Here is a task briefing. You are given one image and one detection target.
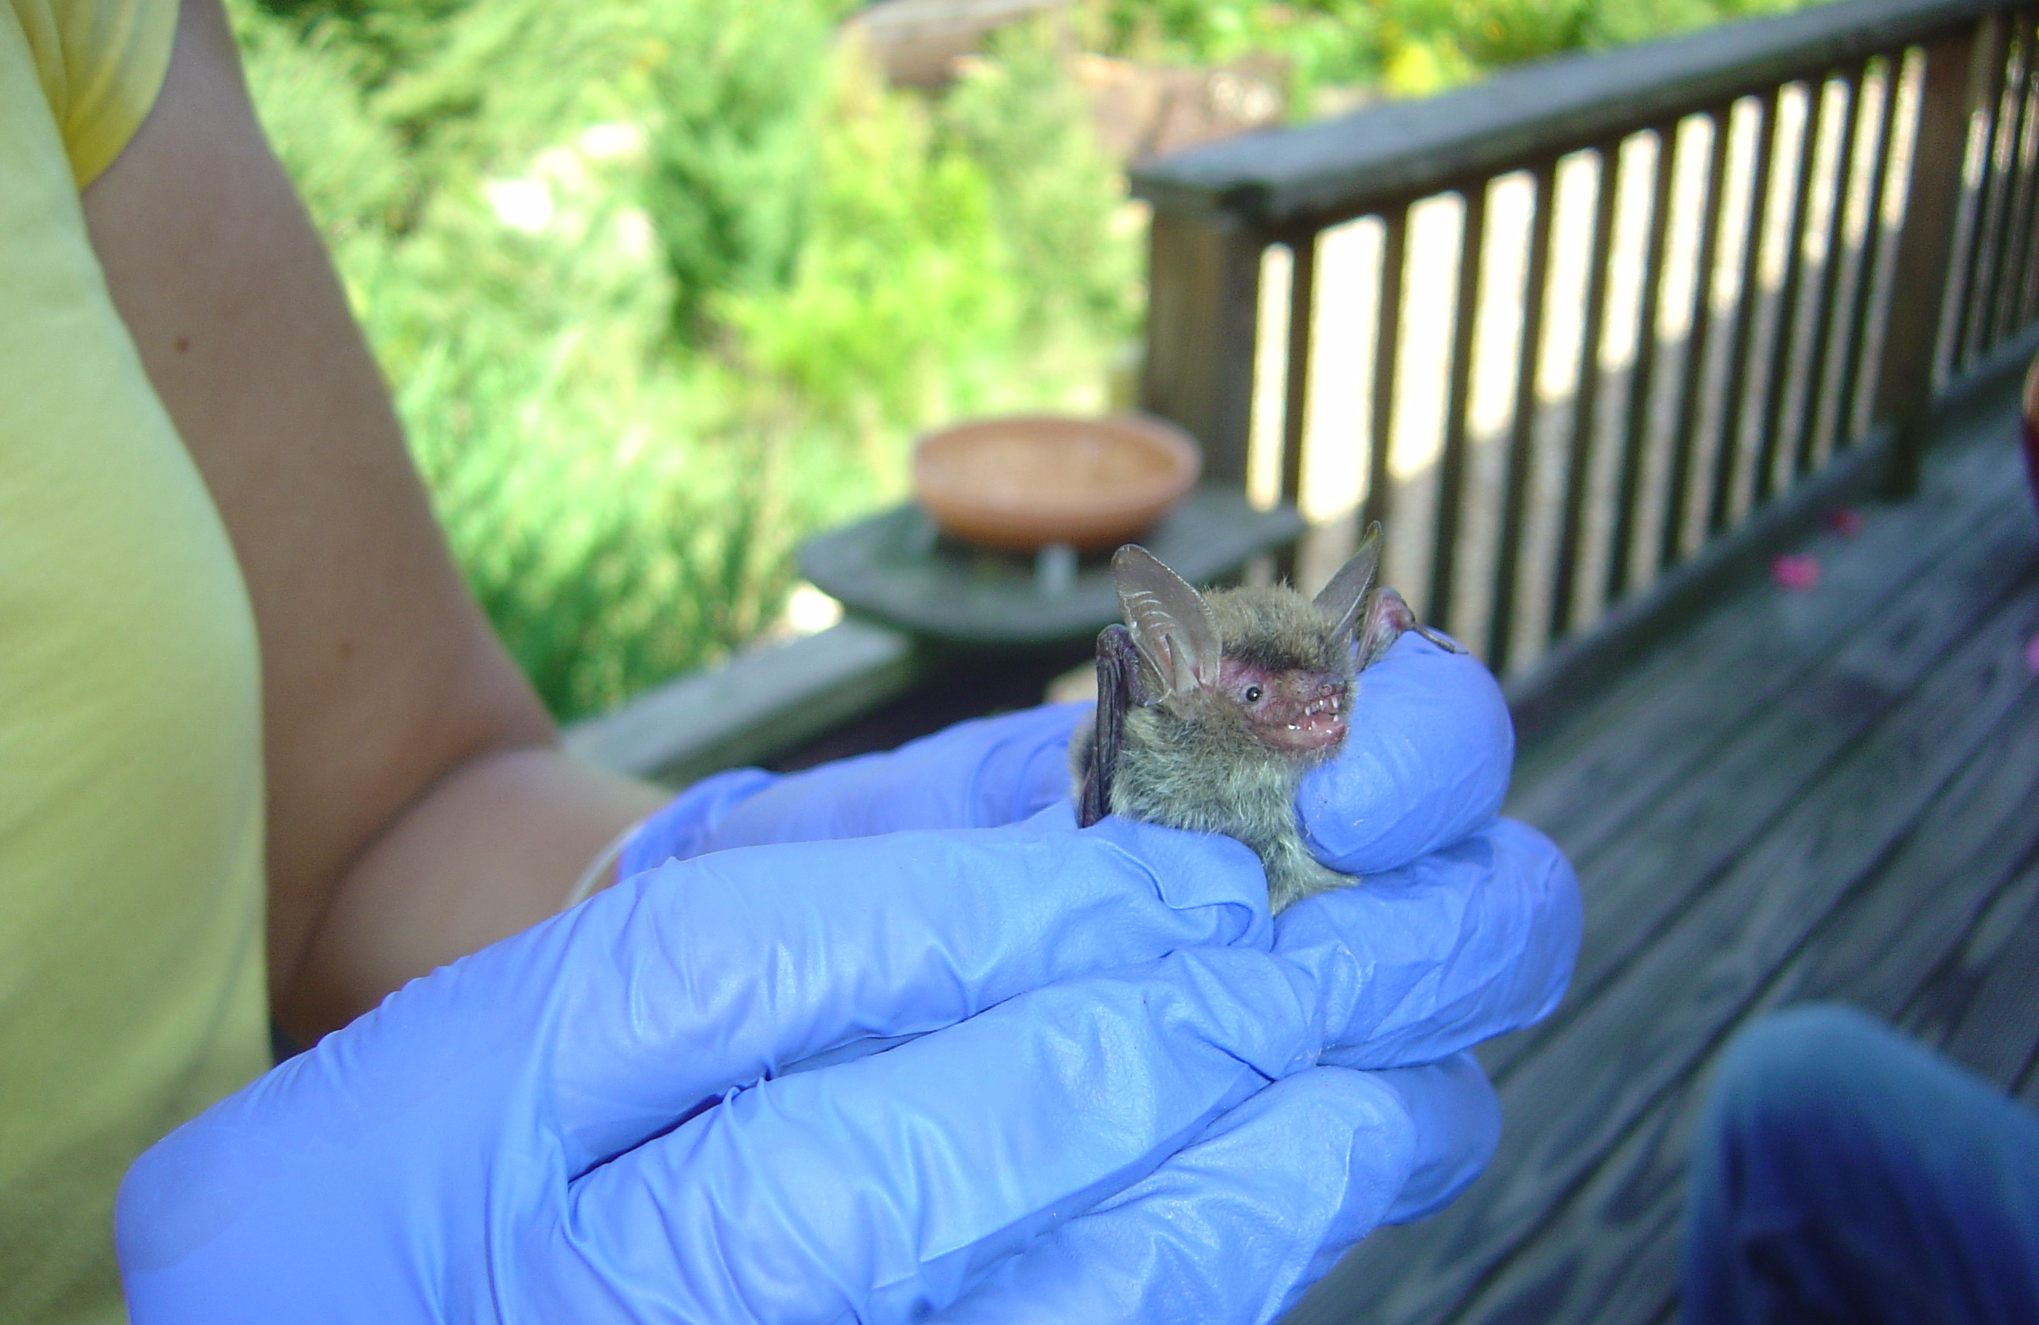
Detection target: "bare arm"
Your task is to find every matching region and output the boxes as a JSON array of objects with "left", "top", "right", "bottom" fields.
[{"left": 82, "top": 0, "right": 666, "bottom": 1040}]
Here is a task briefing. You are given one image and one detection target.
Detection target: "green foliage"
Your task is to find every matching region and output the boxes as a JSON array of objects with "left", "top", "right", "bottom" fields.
[
  {"left": 227, "top": 0, "right": 1131, "bottom": 721},
  {"left": 723, "top": 52, "right": 1017, "bottom": 441},
  {"left": 726, "top": 24, "right": 1141, "bottom": 444},
  {"left": 1082, "top": 0, "right": 1382, "bottom": 109},
  {"left": 944, "top": 21, "right": 1141, "bottom": 337},
  {"left": 229, "top": 8, "right": 410, "bottom": 239},
  {"left": 228, "top": 0, "right": 1829, "bottom": 721},
  {"left": 1088, "top": 0, "right": 1828, "bottom": 102},
  {"left": 638, "top": 4, "right": 831, "bottom": 336},
  {"left": 1578, "top": 0, "right": 1813, "bottom": 50}
]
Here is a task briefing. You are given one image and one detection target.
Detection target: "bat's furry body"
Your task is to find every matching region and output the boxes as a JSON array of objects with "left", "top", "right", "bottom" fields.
[
  {"left": 1073, "top": 586, "right": 1353, "bottom": 911},
  {"left": 1072, "top": 528, "right": 1447, "bottom": 914}
]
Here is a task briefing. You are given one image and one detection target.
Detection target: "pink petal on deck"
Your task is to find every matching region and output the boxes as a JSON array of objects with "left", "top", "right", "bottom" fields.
[
  {"left": 1771, "top": 554, "right": 1821, "bottom": 591},
  {"left": 1824, "top": 507, "right": 1864, "bottom": 536},
  {"left": 2025, "top": 634, "right": 2039, "bottom": 675}
]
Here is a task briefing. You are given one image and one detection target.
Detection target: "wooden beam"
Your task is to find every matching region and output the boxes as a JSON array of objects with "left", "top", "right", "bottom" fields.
[
  {"left": 563, "top": 618, "right": 927, "bottom": 785},
  {"left": 1605, "top": 123, "right": 1682, "bottom": 604},
  {"left": 1426, "top": 182, "right": 1490, "bottom": 632},
  {"left": 1793, "top": 68, "right": 1867, "bottom": 473},
  {"left": 1359, "top": 205, "right": 1409, "bottom": 536},
  {"left": 1874, "top": 23, "right": 1988, "bottom": 493},
  {"left": 1660, "top": 104, "right": 1738, "bottom": 569},
  {"left": 1549, "top": 138, "right": 1626, "bottom": 640},
  {"left": 1489, "top": 156, "right": 1560, "bottom": 670},
  {"left": 1140, "top": 213, "right": 1266, "bottom": 487},
  {"left": 1131, "top": 0, "right": 2007, "bottom": 229}
]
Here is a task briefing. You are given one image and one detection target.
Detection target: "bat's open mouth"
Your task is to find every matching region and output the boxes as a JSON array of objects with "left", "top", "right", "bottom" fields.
[{"left": 1268, "top": 691, "right": 1348, "bottom": 753}]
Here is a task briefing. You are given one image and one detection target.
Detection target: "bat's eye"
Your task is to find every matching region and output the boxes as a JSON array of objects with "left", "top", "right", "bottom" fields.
[{"left": 1243, "top": 685, "right": 1263, "bottom": 703}]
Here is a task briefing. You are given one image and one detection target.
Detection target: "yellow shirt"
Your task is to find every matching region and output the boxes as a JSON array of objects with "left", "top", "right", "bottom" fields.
[{"left": 2, "top": 2, "right": 272, "bottom": 1319}]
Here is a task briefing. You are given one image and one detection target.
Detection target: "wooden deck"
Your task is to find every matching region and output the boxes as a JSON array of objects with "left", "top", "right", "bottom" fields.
[{"left": 1288, "top": 371, "right": 2039, "bottom": 1324}]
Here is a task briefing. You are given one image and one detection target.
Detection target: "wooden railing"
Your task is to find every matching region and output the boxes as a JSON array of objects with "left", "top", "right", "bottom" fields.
[
  {"left": 1133, "top": 0, "right": 2039, "bottom": 729},
  {"left": 576, "top": 0, "right": 2039, "bottom": 781}
]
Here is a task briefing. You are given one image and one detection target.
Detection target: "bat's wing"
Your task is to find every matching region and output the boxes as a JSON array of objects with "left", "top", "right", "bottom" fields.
[
  {"left": 1355, "top": 587, "right": 1463, "bottom": 669},
  {"left": 1078, "top": 623, "right": 1144, "bottom": 828},
  {"left": 1112, "top": 545, "right": 1220, "bottom": 699},
  {"left": 1313, "top": 521, "right": 1383, "bottom": 640}
]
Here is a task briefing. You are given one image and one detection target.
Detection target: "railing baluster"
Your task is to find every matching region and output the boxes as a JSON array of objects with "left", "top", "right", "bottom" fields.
[
  {"left": 1142, "top": 214, "right": 1265, "bottom": 487},
  {"left": 2023, "top": 19, "right": 2039, "bottom": 326},
  {"left": 1955, "top": 15, "right": 2015, "bottom": 369},
  {"left": 1606, "top": 121, "right": 1681, "bottom": 603},
  {"left": 2020, "top": 24, "right": 2039, "bottom": 327},
  {"left": 1279, "top": 232, "right": 1318, "bottom": 510},
  {"left": 1835, "top": 52, "right": 1906, "bottom": 449},
  {"left": 1361, "top": 207, "right": 1408, "bottom": 537},
  {"left": 1794, "top": 70, "right": 1865, "bottom": 474},
  {"left": 1754, "top": 80, "right": 1828, "bottom": 504},
  {"left": 1490, "top": 158, "right": 1560, "bottom": 671},
  {"left": 1427, "top": 183, "right": 1489, "bottom": 637},
  {"left": 1549, "top": 139, "right": 1624, "bottom": 642},
  {"left": 1876, "top": 28, "right": 1983, "bottom": 496},
  {"left": 1710, "top": 88, "right": 1783, "bottom": 531},
  {"left": 1660, "top": 105, "right": 1737, "bottom": 571},
  {"left": 1986, "top": 22, "right": 2037, "bottom": 346},
  {"left": 1124, "top": 1, "right": 2039, "bottom": 720},
  {"left": 2025, "top": 19, "right": 2039, "bottom": 327}
]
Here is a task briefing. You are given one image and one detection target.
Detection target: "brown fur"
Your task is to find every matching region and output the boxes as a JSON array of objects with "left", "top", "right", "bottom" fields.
[{"left": 1073, "top": 583, "right": 1356, "bottom": 912}]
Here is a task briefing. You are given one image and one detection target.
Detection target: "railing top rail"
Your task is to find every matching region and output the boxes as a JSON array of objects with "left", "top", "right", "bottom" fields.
[{"left": 1130, "top": 0, "right": 2011, "bottom": 229}]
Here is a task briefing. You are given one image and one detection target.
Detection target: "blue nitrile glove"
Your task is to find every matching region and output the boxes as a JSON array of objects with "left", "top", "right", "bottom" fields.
[
  {"left": 1297, "top": 631, "right": 1516, "bottom": 873},
  {"left": 116, "top": 805, "right": 1575, "bottom": 1324},
  {"left": 933, "top": 1053, "right": 1500, "bottom": 1322},
  {"left": 931, "top": 815, "right": 1580, "bottom": 1323},
  {"left": 616, "top": 700, "right": 1086, "bottom": 871},
  {"left": 621, "top": 631, "right": 1512, "bottom": 873}
]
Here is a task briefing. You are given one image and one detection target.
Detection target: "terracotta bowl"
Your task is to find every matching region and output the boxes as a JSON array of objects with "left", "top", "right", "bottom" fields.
[{"left": 911, "top": 413, "right": 1202, "bottom": 554}]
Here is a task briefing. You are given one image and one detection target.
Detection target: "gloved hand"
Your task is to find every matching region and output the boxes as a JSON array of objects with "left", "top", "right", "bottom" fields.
[
  {"left": 939, "top": 815, "right": 1581, "bottom": 1323},
  {"left": 120, "top": 628, "right": 1577, "bottom": 1323},
  {"left": 620, "top": 632, "right": 1511, "bottom": 872},
  {"left": 116, "top": 804, "right": 1577, "bottom": 1323}
]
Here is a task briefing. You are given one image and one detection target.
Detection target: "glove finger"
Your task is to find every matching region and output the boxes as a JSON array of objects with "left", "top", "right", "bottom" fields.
[
  {"left": 550, "top": 946, "right": 1316, "bottom": 1323},
  {"left": 548, "top": 810, "right": 1270, "bottom": 1171},
  {"left": 623, "top": 705, "right": 1085, "bottom": 870},
  {"left": 1360, "top": 1051, "right": 1500, "bottom": 1223},
  {"left": 1277, "top": 819, "right": 1580, "bottom": 1067},
  {"left": 931, "top": 1056, "right": 1495, "bottom": 1325},
  {"left": 1298, "top": 632, "right": 1514, "bottom": 874}
]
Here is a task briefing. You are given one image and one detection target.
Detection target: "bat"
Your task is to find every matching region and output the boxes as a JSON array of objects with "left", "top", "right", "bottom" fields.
[{"left": 1071, "top": 524, "right": 1457, "bottom": 913}]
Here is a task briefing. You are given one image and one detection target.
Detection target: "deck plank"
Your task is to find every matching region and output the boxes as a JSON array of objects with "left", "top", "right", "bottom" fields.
[
  {"left": 1286, "top": 401, "right": 2039, "bottom": 1323},
  {"left": 1904, "top": 860, "right": 2039, "bottom": 1088},
  {"left": 1507, "top": 429, "right": 2017, "bottom": 862},
  {"left": 1487, "top": 474, "right": 2038, "bottom": 1078},
  {"left": 1301, "top": 567, "right": 2039, "bottom": 1324},
  {"left": 1447, "top": 686, "right": 2039, "bottom": 1324}
]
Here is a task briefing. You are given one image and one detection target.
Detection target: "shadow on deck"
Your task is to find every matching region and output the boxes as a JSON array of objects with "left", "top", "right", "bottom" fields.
[{"left": 1288, "top": 372, "right": 2039, "bottom": 1324}]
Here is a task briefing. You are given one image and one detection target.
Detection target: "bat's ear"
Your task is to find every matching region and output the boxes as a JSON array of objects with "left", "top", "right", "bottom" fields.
[
  {"left": 1314, "top": 521, "right": 1384, "bottom": 640},
  {"left": 1112, "top": 545, "right": 1220, "bottom": 698}
]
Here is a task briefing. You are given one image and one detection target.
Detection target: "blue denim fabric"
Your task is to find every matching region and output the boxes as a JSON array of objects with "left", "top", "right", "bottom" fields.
[{"left": 1685, "top": 1003, "right": 2039, "bottom": 1324}]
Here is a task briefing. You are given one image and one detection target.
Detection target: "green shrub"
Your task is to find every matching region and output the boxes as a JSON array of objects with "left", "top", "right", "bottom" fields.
[
  {"left": 229, "top": 0, "right": 1827, "bottom": 722},
  {"left": 638, "top": 4, "right": 832, "bottom": 338},
  {"left": 723, "top": 51, "right": 1018, "bottom": 445},
  {"left": 226, "top": 0, "right": 1134, "bottom": 721},
  {"left": 229, "top": 5, "right": 412, "bottom": 239},
  {"left": 1089, "top": 0, "right": 1828, "bottom": 103},
  {"left": 944, "top": 20, "right": 1141, "bottom": 339}
]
